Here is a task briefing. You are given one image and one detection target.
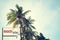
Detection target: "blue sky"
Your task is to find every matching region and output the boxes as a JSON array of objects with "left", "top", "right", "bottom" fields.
[{"left": 0, "top": 0, "right": 60, "bottom": 40}]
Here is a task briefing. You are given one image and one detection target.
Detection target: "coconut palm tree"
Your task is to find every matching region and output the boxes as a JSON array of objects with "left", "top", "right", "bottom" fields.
[
  {"left": 22, "top": 16, "right": 37, "bottom": 40},
  {"left": 36, "top": 33, "right": 50, "bottom": 40},
  {"left": 7, "top": 4, "right": 36, "bottom": 40}
]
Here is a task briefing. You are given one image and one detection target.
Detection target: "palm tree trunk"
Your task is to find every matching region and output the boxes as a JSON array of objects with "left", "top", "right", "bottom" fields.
[
  {"left": 20, "top": 27, "right": 22, "bottom": 40},
  {"left": 19, "top": 19, "right": 23, "bottom": 40}
]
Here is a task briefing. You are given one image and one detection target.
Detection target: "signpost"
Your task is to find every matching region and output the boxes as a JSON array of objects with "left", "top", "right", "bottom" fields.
[
  {"left": 2, "top": 28, "right": 3, "bottom": 40},
  {"left": 2, "top": 27, "right": 19, "bottom": 40}
]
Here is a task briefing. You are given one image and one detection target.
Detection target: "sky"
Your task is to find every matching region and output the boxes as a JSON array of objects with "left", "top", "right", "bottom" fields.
[{"left": 0, "top": 0, "right": 60, "bottom": 40}]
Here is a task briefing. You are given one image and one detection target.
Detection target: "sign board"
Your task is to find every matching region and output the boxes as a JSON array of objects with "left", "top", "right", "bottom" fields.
[{"left": 2, "top": 27, "right": 20, "bottom": 40}]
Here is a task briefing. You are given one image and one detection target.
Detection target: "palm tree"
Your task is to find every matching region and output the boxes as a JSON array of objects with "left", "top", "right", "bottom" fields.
[
  {"left": 7, "top": 4, "right": 36, "bottom": 40},
  {"left": 36, "top": 33, "right": 50, "bottom": 40},
  {"left": 22, "top": 16, "right": 37, "bottom": 40}
]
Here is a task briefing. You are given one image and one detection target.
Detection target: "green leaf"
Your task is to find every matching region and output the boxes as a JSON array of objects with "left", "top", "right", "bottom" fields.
[
  {"left": 13, "top": 20, "right": 19, "bottom": 28},
  {"left": 7, "top": 12, "right": 17, "bottom": 20},
  {"left": 23, "top": 10, "right": 31, "bottom": 16},
  {"left": 28, "top": 17, "right": 35, "bottom": 24},
  {"left": 30, "top": 25, "right": 36, "bottom": 29}
]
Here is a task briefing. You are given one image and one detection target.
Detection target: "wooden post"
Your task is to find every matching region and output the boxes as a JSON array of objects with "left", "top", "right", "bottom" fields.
[{"left": 2, "top": 28, "right": 3, "bottom": 40}]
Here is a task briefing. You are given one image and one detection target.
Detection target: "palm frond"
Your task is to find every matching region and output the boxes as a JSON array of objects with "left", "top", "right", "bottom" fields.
[
  {"left": 7, "top": 17, "right": 16, "bottom": 25},
  {"left": 28, "top": 27, "right": 32, "bottom": 31},
  {"left": 13, "top": 20, "right": 19, "bottom": 28},
  {"left": 7, "top": 12, "right": 17, "bottom": 20},
  {"left": 28, "top": 17, "right": 35, "bottom": 24},
  {"left": 32, "top": 31, "right": 38, "bottom": 37},
  {"left": 30, "top": 25, "right": 36, "bottom": 29},
  {"left": 16, "top": 4, "right": 20, "bottom": 10},
  {"left": 7, "top": 13, "right": 17, "bottom": 25},
  {"left": 23, "top": 10, "right": 31, "bottom": 16},
  {"left": 10, "top": 9, "right": 15, "bottom": 12},
  {"left": 10, "top": 9, "right": 17, "bottom": 13},
  {"left": 16, "top": 4, "right": 23, "bottom": 12}
]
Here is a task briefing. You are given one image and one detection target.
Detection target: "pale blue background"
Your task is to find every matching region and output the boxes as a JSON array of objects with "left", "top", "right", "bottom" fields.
[{"left": 0, "top": 0, "right": 60, "bottom": 40}]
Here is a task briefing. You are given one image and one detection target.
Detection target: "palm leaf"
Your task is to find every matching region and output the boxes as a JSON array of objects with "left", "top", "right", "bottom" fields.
[
  {"left": 30, "top": 25, "right": 36, "bottom": 29},
  {"left": 10, "top": 9, "right": 17, "bottom": 13},
  {"left": 13, "top": 20, "right": 19, "bottom": 28},
  {"left": 10, "top": 9, "right": 16, "bottom": 12},
  {"left": 7, "top": 12, "right": 17, "bottom": 20},
  {"left": 7, "top": 13, "right": 17, "bottom": 25},
  {"left": 7, "top": 17, "right": 16, "bottom": 25},
  {"left": 28, "top": 17, "right": 35, "bottom": 24},
  {"left": 16, "top": 4, "right": 23, "bottom": 12},
  {"left": 23, "top": 10, "right": 31, "bottom": 16}
]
